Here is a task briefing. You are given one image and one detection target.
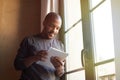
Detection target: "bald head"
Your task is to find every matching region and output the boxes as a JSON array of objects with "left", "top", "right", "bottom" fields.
[{"left": 44, "top": 12, "right": 62, "bottom": 24}]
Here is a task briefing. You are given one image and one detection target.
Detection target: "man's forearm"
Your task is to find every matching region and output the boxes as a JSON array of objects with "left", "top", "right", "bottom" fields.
[{"left": 24, "top": 56, "right": 38, "bottom": 67}]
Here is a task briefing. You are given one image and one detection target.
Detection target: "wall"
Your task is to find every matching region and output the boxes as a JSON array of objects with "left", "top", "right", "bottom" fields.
[
  {"left": 0, "top": 0, "right": 40, "bottom": 79},
  {"left": 111, "top": 0, "right": 120, "bottom": 80}
]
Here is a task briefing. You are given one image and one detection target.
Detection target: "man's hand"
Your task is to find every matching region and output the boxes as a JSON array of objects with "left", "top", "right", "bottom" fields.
[
  {"left": 24, "top": 50, "right": 48, "bottom": 67},
  {"left": 50, "top": 56, "right": 65, "bottom": 76},
  {"left": 35, "top": 50, "right": 48, "bottom": 61}
]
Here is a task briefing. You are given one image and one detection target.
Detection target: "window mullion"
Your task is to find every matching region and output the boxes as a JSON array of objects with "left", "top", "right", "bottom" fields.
[{"left": 80, "top": 0, "right": 96, "bottom": 80}]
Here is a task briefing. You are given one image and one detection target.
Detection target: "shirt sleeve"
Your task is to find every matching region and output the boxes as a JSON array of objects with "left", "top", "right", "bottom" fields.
[{"left": 14, "top": 37, "right": 29, "bottom": 70}]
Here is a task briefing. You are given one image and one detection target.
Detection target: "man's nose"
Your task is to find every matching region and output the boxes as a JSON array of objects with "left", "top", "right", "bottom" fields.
[{"left": 52, "top": 28, "right": 57, "bottom": 33}]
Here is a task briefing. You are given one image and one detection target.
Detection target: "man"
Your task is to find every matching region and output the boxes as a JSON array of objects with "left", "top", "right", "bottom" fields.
[{"left": 14, "top": 12, "right": 65, "bottom": 80}]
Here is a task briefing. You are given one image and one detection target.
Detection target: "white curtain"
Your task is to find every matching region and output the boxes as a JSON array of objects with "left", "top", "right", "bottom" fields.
[{"left": 40, "top": 0, "right": 59, "bottom": 32}]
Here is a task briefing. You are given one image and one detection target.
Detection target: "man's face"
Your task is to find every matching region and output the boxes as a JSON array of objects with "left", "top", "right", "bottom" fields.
[{"left": 43, "top": 18, "right": 62, "bottom": 39}]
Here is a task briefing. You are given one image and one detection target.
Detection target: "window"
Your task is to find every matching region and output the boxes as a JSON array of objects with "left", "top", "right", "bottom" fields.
[
  {"left": 63, "top": 0, "right": 115, "bottom": 80},
  {"left": 90, "top": 0, "right": 115, "bottom": 79},
  {"left": 64, "top": 0, "right": 85, "bottom": 80}
]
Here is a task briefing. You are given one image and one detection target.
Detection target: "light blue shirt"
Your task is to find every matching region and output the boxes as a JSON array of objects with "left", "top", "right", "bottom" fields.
[{"left": 14, "top": 34, "right": 64, "bottom": 80}]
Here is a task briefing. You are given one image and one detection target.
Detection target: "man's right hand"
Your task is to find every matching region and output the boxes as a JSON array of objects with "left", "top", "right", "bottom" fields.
[
  {"left": 24, "top": 50, "right": 48, "bottom": 67},
  {"left": 35, "top": 50, "right": 48, "bottom": 61}
]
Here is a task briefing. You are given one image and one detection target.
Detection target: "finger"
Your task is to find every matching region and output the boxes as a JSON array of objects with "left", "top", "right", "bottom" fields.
[
  {"left": 54, "top": 57, "right": 63, "bottom": 66},
  {"left": 51, "top": 57, "right": 63, "bottom": 67},
  {"left": 37, "top": 50, "right": 47, "bottom": 55},
  {"left": 36, "top": 52, "right": 48, "bottom": 61}
]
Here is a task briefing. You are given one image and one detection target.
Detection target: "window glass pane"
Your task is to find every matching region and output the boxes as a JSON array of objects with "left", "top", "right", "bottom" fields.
[
  {"left": 91, "top": 0, "right": 115, "bottom": 63},
  {"left": 65, "top": 22, "right": 83, "bottom": 71},
  {"left": 90, "top": 0, "right": 103, "bottom": 9},
  {"left": 67, "top": 70, "right": 85, "bottom": 80},
  {"left": 95, "top": 62, "right": 116, "bottom": 80},
  {"left": 64, "top": 0, "right": 81, "bottom": 31}
]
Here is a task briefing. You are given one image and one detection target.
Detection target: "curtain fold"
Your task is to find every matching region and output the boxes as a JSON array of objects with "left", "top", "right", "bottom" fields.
[
  {"left": 40, "top": 0, "right": 50, "bottom": 31},
  {"left": 40, "top": 0, "right": 59, "bottom": 32}
]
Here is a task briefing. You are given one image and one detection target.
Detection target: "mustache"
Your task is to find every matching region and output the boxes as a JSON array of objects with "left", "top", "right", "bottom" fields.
[{"left": 48, "top": 31, "right": 55, "bottom": 34}]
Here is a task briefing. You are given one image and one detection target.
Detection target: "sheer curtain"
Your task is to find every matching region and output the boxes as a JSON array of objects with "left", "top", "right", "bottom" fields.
[{"left": 40, "top": 0, "right": 59, "bottom": 31}]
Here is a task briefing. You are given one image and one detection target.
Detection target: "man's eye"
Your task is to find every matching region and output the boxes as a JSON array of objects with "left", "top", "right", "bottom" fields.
[
  {"left": 49, "top": 24, "right": 54, "bottom": 27},
  {"left": 56, "top": 27, "right": 60, "bottom": 30}
]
